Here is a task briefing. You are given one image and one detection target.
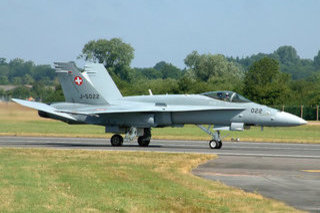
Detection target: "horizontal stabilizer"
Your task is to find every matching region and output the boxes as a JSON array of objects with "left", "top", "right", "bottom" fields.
[{"left": 12, "top": 98, "right": 76, "bottom": 121}]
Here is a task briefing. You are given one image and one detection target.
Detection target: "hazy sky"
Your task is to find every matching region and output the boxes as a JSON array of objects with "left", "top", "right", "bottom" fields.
[{"left": 1, "top": 0, "right": 320, "bottom": 68}]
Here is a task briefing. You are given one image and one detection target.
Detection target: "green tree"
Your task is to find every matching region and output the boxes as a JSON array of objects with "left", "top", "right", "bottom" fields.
[
  {"left": 229, "top": 45, "right": 318, "bottom": 80},
  {"left": 229, "top": 53, "right": 269, "bottom": 70},
  {"left": 274, "top": 46, "right": 299, "bottom": 65},
  {"left": 8, "top": 59, "right": 33, "bottom": 80},
  {"left": 8, "top": 86, "right": 31, "bottom": 99},
  {"left": 23, "top": 74, "right": 34, "bottom": 84},
  {"left": 0, "top": 65, "right": 9, "bottom": 84},
  {"left": 12, "top": 77, "right": 22, "bottom": 85},
  {"left": 0, "top": 76, "right": 9, "bottom": 84},
  {"left": 243, "top": 57, "right": 290, "bottom": 105},
  {"left": 184, "top": 51, "right": 243, "bottom": 82},
  {"left": 43, "top": 85, "right": 65, "bottom": 103},
  {"left": 79, "top": 38, "right": 134, "bottom": 81},
  {"left": 289, "top": 79, "right": 317, "bottom": 105},
  {"left": 177, "top": 75, "right": 194, "bottom": 93},
  {"left": 0, "top": 58, "right": 6, "bottom": 65},
  {"left": 32, "top": 65, "right": 55, "bottom": 81},
  {"left": 131, "top": 67, "right": 162, "bottom": 80},
  {"left": 154, "top": 61, "right": 182, "bottom": 79},
  {"left": 314, "top": 50, "right": 320, "bottom": 69},
  {"left": 0, "top": 58, "right": 56, "bottom": 86}
]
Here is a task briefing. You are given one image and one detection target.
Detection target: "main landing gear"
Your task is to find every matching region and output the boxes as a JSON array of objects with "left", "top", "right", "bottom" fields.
[
  {"left": 137, "top": 128, "right": 151, "bottom": 147},
  {"left": 197, "top": 125, "right": 223, "bottom": 149},
  {"left": 110, "top": 134, "right": 123, "bottom": 146},
  {"left": 110, "top": 128, "right": 151, "bottom": 147}
]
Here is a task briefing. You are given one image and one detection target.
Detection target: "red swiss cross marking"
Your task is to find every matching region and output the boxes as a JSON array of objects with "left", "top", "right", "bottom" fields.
[{"left": 74, "top": 76, "right": 83, "bottom": 85}]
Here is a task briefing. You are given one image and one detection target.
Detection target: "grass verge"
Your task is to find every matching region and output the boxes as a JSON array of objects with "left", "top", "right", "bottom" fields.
[{"left": 0, "top": 148, "right": 300, "bottom": 212}]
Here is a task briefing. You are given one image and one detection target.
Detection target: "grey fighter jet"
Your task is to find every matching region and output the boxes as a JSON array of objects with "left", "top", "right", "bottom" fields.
[{"left": 12, "top": 62, "right": 307, "bottom": 149}]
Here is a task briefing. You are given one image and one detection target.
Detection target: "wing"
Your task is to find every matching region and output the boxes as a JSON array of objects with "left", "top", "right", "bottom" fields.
[
  {"left": 12, "top": 98, "right": 77, "bottom": 121},
  {"left": 13, "top": 99, "right": 245, "bottom": 117}
]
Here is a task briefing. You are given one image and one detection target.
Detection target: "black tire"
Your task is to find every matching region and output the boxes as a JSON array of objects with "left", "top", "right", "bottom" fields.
[
  {"left": 216, "top": 140, "right": 223, "bottom": 149},
  {"left": 209, "top": 140, "right": 219, "bottom": 149},
  {"left": 138, "top": 136, "right": 150, "bottom": 147},
  {"left": 110, "top": 134, "right": 123, "bottom": 146}
]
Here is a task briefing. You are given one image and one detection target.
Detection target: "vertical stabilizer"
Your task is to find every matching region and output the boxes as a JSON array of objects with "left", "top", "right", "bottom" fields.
[
  {"left": 82, "top": 63, "right": 123, "bottom": 101},
  {"left": 54, "top": 62, "right": 108, "bottom": 105}
]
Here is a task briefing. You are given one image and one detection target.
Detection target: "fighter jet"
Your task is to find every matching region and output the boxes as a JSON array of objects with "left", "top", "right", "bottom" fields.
[{"left": 12, "top": 62, "right": 307, "bottom": 149}]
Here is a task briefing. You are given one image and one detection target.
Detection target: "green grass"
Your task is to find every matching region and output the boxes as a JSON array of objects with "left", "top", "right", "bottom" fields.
[
  {"left": 0, "top": 148, "right": 299, "bottom": 212},
  {"left": 1, "top": 102, "right": 320, "bottom": 143},
  {"left": 0, "top": 120, "right": 106, "bottom": 136}
]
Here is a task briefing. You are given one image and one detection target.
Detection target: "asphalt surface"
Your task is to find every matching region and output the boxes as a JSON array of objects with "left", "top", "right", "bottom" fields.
[{"left": 0, "top": 136, "right": 319, "bottom": 212}]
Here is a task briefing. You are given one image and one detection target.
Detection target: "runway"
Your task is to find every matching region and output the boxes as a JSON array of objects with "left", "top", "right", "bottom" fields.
[{"left": 0, "top": 136, "right": 319, "bottom": 212}]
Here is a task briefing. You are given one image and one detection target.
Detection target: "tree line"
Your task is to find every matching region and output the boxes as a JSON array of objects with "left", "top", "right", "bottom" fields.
[{"left": 1, "top": 38, "right": 320, "bottom": 108}]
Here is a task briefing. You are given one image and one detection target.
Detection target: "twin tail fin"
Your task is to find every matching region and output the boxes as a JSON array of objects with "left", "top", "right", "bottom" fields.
[{"left": 54, "top": 62, "right": 108, "bottom": 105}]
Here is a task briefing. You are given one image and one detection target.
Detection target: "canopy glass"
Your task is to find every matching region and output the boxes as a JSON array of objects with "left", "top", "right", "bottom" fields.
[{"left": 202, "top": 91, "right": 251, "bottom": 103}]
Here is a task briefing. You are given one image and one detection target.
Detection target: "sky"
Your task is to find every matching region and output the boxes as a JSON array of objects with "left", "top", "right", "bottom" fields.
[{"left": 1, "top": 0, "right": 320, "bottom": 68}]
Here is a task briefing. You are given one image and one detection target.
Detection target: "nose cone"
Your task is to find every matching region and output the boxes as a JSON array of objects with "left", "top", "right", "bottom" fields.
[{"left": 274, "top": 111, "right": 307, "bottom": 126}]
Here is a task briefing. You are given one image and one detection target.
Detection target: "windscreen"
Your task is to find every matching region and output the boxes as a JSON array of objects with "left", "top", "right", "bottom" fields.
[{"left": 202, "top": 91, "right": 251, "bottom": 103}]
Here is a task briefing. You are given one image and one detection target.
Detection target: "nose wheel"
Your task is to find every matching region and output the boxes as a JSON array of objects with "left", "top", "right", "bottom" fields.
[{"left": 209, "top": 140, "right": 222, "bottom": 149}]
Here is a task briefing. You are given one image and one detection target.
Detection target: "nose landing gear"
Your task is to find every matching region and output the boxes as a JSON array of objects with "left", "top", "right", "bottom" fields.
[{"left": 197, "top": 125, "right": 223, "bottom": 149}]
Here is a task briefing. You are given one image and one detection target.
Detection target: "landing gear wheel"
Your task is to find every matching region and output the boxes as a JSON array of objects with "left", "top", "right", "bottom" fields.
[
  {"left": 138, "top": 136, "right": 150, "bottom": 147},
  {"left": 110, "top": 134, "right": 123, "bottom": 146},
  {"left": 197, "top": 126, "right": 224, "bottom": 150},
  {"left": 209, "top": 140, "right": 222, "bottom": 149},
  {"left": 216, "top": 140, "right": 222, "bottom": 149},
  {"left": 137, "top": 128, "right": 151, "bottom": 147},
  {"left": 209, "top": 140, "right": 218, "bottom": 149}
]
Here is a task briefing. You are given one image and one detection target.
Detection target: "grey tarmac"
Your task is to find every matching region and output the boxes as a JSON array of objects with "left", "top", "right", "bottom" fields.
[{"left": 0, "top": 136, "right": 319, "bottom": 212}]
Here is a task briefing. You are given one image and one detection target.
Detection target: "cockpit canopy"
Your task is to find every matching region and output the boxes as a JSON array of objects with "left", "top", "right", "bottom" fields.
[{"left": 202, "top": 91, "right": 251, "bottom": 103}]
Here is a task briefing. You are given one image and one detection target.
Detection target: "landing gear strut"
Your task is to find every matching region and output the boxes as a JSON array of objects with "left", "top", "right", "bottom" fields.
[
  {"left": 137, "top": 128, "right": 151, "bottom": 147},
  {"left": 197, "top": 125, "right": 223, "bottom": 149}
]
